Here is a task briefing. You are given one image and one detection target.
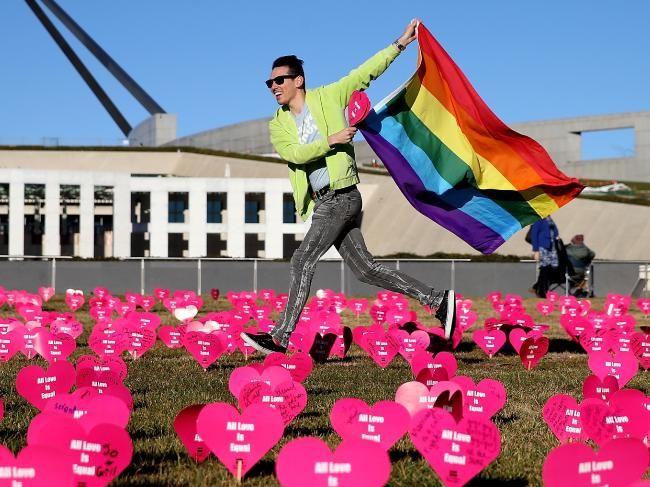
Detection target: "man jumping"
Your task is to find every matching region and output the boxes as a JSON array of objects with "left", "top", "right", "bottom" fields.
[{"left": 242, "top": 19, "right": 456, "bottom": 354}]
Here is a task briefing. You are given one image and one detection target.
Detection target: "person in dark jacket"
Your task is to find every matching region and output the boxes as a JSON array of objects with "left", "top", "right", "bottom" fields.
[
  {"left": 530, "top": 216, "right": 559, "bottom": 298},
  {"left": 566, "top": 234, "right": 595, "bottom": 280}
]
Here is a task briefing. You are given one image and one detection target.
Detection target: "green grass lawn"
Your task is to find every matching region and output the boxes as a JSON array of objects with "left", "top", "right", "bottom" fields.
[{"left": 0, "top": 296, "right": 647, "bottom": 486}]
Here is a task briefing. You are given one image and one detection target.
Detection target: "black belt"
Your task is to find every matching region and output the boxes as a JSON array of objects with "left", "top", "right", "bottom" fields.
[{"left": 311, "top": 184, "right": 356, "bottom": 200}]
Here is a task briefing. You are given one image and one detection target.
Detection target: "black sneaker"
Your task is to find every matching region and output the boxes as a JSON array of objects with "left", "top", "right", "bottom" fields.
[
  {"left": 240, "top": 332, "right": 287, "bottom": 355},
  {"left": 434, "top": 290, "right": 457, "bottom": 340}
]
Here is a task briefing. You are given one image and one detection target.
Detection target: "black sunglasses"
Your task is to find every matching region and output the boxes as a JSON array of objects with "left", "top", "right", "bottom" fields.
[{"left": 265, "top": 74, "right": 300, "bottom": 89}]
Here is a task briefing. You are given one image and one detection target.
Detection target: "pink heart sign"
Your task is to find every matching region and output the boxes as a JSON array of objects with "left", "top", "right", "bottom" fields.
[
  {"left": 410, "top": 351, "right": 458, "bottom": 379},
  {"left": 394, "top": 381, "right": 464, "bottom": 419},
  {"left": 0, "top": 329, "right": 24, "bottom": 362},
  {"left": 228, "top": 365, "right": 292, "bottom": 399},
  {"left": 580, "top": 390, "right": 650, "bottom": 445},
  {"left": 124, "top": 325, "right": 157, "bottom": 360},
  {"left": 75, "top": 369, "right": 133, "bottom": 410},
  {"left": 519, "top": 336, "right": 549, "bottom": 370},
  {"left": 33, "top": 328, "right": 76, "bottom": 363},
  {"left": 582, "top": 375, "right": 619, "bottom": 403},
  {"left": 182, "top": 331, "right": 226, "bottom": 370},
  {"left": 390, "top": 329, "right": 430, "bottom": 363},
  {"left": 472, "top": 329, "right": 506, "bottom": 358},
  {"left": 451, "top": 376, "right": 506, "bottom": 419},
  {"left": 347, "top": 90, "right": 372, "bottom": 127},
  {"left": 238, "top": 379, "right": 307, "bottom": 426},
  {"left": 542, "top": 394, "right": 587, "bottom": 443},
  {"left": 263, "top": 352, "right": 313, "bottom": 383},
  {"left": 363, "top": 331, "right": 400, "bottom": 368},
  {"left": 587, "top": 350, "right": 638, "bottom": 387},
  {"left": 38, "top": 286, "right": 55, "bottom": 302},
  {"left": 630, "top": 332, "right": 650, "bottom": 370},
  {"left": 43, "top": 388, "right": 130, "bottom": 430},
  {"left": 330, "top": 399, "right": 409, "bottom": 450},
  {"left": 409, "top": 408, "right": 501, "bottom": 487},
  {"left": 0, "top": 444, "right": 75, "bottom": 486},
  {"left": 16, "top": 360, "right": 76, "bottom": 410},
  {"left": 196, "top": 402, "right": 284, "bottom": 480},
  {"left": 275, "top": 437, "right": 391, "bottom": 487},
  {"left": 542, "top": 438, "right": 649, "bottom": 487},
  {"left": 174, "top": 404, "right": 210, "bottom": 463},
  {"left": 28, "top": 413, "right": 133, "bottom": 486},
  {"left": 76, "top": 354, "right": 128, "bottom": 382},
  {"left": 508, "top": 328, "right": 541, "bottom": 354},
  {"left": 158, "top": 325, "right": 185, "bottom": 349}
]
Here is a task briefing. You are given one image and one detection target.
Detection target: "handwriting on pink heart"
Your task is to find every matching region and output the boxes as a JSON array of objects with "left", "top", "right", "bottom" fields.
[
  {"left": 579, "top": 327, "right": 614, "bottom": 354},
  {"left": 587, "top": 350, "right": 638, "bottom": 387},
  {"left": 88, "top": 328, "right": 128, "bottom": 357},
  {"left": 196, "top": 402, "right": 283, "bottom": 479},
  {"left": 389, "top": 329, "right": 430, "bottom": 363},
  {"left": 76, "top": 354, "right": 128, "bottom": 382},
  {"left": 330, "top": 398, "right": 409, "bottom": 451},
  {"left": 238, "top": 379, "right": 307, "bottom": 426},
  {"left": 451, "top": 376, "right": 506, "bottom": 419},
  {"left": 0, "top": 444, "right": 75, "bottom": 485},
  {"left": 174, "top": 404, "right": 210, "bottom": 463},
  {"left": 43, "top": 387, "right": 130, "bottom": 430},
  {"left": 125, "top": 325, "right": 156, "bottom": 360},
  {"left": 158, "top": 325, "right": 185, "bottom": 349},
  {"left": 276, "top": 437, "right": 391, "bottom": 487},
  {"left": 542, "top": 438, "right": 649, "bottom": 487},
  {"left": 363, "top": 331, "right": 400, "bottom": 368},
  {"left": 472, "top": 329, "right": 506, "bottom": 358},
  {"left": 630, "top": 332, "right": 650, "bottom": 370},
  {"left": 410, "top": 408, "right": 501, "bottom": 487},
  {"left": 16, "top": 360, "right": 76, "bottom": 410},
  {"left": 579, "top": 389, "right": 649, "bottom": 445},
  {"left": 263, "top": 352, "right": 313, "bottom": 383},
  {"left": 76, "top": 369, "right": 133, "bottom": 410},
  {"left": 28, "top": 413, "right": 133, "bottom": 486},
  {"left": 519, "top": 336, "right": 549, "bottom": 370},
  {"left": 182, "top": 331, "right": 226, "bottom": 369},
  {"left": 228, "top": 365, "right": 292, "bottom": 398},
  {"left": 542, "top": 394, "right": 587, "bottom": 443}
]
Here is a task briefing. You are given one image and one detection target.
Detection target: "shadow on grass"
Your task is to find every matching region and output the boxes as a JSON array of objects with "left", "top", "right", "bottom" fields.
[
  {"left": 390, "top": 449, "right": 422, "bottom": 463},
  {"left": 285, "top": 425, "right": 332, "bottom": 437},
  {"left": 494, "top": 412, "right": 519, "bottom": 426},
  {"left": 247, "top": 458, "right": 277, "bottom": 478},
  {"left": 548, "top": 338, "right": 584, "bottom": 354},
  {"left": 468, "top": 477, "right": 528, "bottom": 486}
]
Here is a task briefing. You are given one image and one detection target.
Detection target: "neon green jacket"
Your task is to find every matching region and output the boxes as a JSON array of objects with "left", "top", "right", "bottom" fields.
[{"left": 269, "top": 44, "right": 401, "bottom": 221}]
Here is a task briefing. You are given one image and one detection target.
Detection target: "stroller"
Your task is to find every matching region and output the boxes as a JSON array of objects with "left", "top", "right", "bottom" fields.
[{"left": 548, "top": 238, "right": 594, "bottom": 297}]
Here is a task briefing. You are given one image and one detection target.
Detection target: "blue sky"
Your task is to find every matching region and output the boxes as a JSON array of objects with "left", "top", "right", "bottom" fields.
[{"left": 1, "top": 0, "right": 648, "bottom": 156}]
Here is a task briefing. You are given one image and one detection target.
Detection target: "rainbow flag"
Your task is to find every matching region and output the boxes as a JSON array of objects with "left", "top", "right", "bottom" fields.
[{"left": 359, "top": 24, "right": 584, "bottom": 254}]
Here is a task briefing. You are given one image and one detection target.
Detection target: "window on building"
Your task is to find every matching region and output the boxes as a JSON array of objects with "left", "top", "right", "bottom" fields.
[
  {"left": 0, "top": 184, "right": 9, "bottom": 255},
  {"left": 283, "top": 233, "right": 304, "bottom": 258},
  {"left": 24, "top": 184, "right": 45, "bottom": 256},
  {"left": 207, "top": 192, "right": 227, "bottom": 223},
  {"left": 244, "top": 193, "right": 265, "bottom": 224},
  {"left": 168, "top": 192, "right": 189, "bottom": 223},
  {"left": 95, "top": 186, "right": 113, "bottom": 258},
  {"left": 206, "top": 233, "right": 228, "bottom": 257},
  {"left": 245, "top": 233, "right": 265, "bottom": 258},
  {"left": 283, "top": 193, "right": 297, "bottom": 223},
  {"left": 131, "top": 192, "right": 150, "bottom": 225},
  {"left": 168, "top": 232, "right": 188, "bottom": 257}
]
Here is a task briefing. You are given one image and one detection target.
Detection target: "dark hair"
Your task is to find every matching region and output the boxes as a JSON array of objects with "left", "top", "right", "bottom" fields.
[{"left": 272, "top": 55, "right": 305, "bottom": 88}]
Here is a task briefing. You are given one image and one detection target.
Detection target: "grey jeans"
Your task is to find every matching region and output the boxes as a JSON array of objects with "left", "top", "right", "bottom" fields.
[{"left": 270, "top": 185, "right": 443, "bottom": 347}]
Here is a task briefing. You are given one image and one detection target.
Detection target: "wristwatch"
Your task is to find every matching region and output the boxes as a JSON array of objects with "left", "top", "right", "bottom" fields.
[{"left": 393, "top": 39, "right": 406, "bottom": 52}]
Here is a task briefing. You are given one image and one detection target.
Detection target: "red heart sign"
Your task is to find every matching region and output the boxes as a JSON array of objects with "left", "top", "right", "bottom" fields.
[
  {"left": 174, "top": 404, "right": 210, "bottom": 463},
  {"left": 519, "top": 336, "right": 549, "bottom": 370},
  {"left": 347, "top": 90, "right": 372, "bottom": 126}
]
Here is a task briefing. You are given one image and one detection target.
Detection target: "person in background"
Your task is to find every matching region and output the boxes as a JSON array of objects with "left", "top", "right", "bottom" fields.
[
  {"left": 530, "top": 216, "right": 559, "bottom": 298},
  {"left": 566, "top": 234, "right": 595, "bottom": 280}
]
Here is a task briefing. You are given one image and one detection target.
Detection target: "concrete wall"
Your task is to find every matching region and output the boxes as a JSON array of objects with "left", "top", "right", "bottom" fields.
[
  {"left": 0, "top": 259, "right": 644, "bottom": 298},
  {"left": 167, "top": 111, "right": 650, "bottom": 182},
  {"left": 128, "top": 114, "right": 178, "bottom": 147}
]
